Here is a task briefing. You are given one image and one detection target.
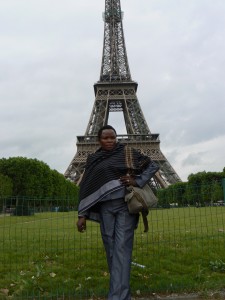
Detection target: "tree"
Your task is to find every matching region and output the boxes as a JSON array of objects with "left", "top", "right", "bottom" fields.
[
  {"left": 157, "top": 168, "right": 225, "bottom": 207},
  {"left": 211, "top": 181, "right": 223, "bottom": 201},
  {"left": 0, "top": 157, "right": 79, "bottom": 211},
  {"left": 0, "top": 173, "right": 13, "bottom": 211},
  {"left": 0, "top": 157, "right": 53, "bottom": 197},
  {"left": 0, "top": 173, "right": 13, "bottom": 197}
]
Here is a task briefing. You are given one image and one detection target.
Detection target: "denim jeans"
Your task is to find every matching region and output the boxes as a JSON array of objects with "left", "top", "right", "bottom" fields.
[{"left": 99, "top": 198, "right": 138, "bottom": 300}]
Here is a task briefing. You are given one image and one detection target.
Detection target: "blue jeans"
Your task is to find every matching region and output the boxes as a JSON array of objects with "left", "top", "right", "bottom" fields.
[{"left": 99, "top": 198, "right": 138, "bottom": 300}]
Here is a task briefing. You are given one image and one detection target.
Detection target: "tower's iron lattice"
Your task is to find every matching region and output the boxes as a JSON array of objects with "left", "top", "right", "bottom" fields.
[{"left": 65, "top": 0, "right": 181, "bottom": 187}]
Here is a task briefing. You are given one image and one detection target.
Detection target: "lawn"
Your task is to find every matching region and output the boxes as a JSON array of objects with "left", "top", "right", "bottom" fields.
[{"left": 0, "top": 206, "right": 225, "bottom": 299}]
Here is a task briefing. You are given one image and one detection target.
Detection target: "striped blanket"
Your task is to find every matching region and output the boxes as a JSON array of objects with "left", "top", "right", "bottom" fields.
[{"left": 78, "top": 143, "right": 151, "bottom": 217}]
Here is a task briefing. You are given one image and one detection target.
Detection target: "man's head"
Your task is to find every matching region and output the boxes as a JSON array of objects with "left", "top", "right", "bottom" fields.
[{"left": 98, "top": 125, "right": 117, "bottom": 151}]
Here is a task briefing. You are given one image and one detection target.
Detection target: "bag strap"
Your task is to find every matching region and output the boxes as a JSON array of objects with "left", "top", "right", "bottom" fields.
[
  {"left": 142, "top": 211, "right": 149, "bottom": 232},
  {"left": 124, "top": 145, "right": 134, "bottom": 174},
  {"left": 124, "top": 145, "right": 149, "bottom": 232}
]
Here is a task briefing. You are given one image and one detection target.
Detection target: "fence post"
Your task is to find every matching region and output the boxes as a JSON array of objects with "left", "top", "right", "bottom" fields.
[{"left": 222, "top": 179, "right": 225, "bottom": 202}]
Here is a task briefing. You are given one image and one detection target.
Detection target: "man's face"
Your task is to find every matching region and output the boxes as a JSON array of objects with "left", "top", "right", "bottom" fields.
[{"left": 99, "top": 129, "right": 117, "bottom": 151}]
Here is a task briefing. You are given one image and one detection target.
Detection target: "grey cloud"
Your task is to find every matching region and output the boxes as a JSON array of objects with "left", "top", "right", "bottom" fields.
[
  {"left": 182, "top": 152, "right": 205, "bottom": 167},
  {"left": 1, "top": 0, "right": 225, "bottom": 181}
]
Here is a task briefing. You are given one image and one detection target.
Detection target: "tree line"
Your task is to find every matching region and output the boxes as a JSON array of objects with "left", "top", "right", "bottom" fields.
[
  {"left": 0, "top": 157, "right": 79, "bottom": 212},
  {"left": 1, "top": 157, "right": 225, "bottom": 212},
  {"left": 157, "top": 168, "right": 225, "bottom": 207}
]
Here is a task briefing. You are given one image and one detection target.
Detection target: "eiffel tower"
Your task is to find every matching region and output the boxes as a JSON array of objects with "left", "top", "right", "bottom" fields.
[{"left": 65, "top": 0, "right": 181, "bottom": 187}]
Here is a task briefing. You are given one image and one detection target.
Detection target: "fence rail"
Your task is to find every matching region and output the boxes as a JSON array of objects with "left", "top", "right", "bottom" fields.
[{"left": 0, "top": 182, "right": 225, "bottom": 299}]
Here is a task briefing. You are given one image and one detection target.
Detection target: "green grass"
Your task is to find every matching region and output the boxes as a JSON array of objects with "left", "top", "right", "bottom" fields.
[{"left": 0, "top": 206, "right": 225, "bottom": 299}]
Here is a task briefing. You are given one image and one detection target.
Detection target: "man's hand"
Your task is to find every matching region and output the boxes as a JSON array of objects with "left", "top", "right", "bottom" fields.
[
  {"left": 120, "top": 174, "right": 137, "bottom": 186},
  {"left": 77, "top": 216, "right": 86, "bottom": 233}
]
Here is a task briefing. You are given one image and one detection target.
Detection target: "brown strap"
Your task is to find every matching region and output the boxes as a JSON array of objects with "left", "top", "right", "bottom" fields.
[
  {"left": 124, "top": 145, "right": 134, "bottom": 173},
  {"left": 125, "top": 145, "right": 149, "bottom": 233},
  {"left": 141, "top": 211, "right": 149, "bottom": 232}
]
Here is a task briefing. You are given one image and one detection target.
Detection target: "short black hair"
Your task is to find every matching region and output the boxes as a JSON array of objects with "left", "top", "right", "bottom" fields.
[{"left": 97, "top": 125, "right": 117, "bottom": 140}]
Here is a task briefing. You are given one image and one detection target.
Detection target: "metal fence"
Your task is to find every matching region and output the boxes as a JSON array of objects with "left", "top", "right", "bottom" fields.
[{"left": 1, "top": 182, "right": 225, "bottom": 299}]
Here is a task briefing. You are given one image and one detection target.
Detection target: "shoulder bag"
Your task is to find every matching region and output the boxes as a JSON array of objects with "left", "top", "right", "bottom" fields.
[{"left": 124, "top": 146, "right": 158, "bottom": 232}]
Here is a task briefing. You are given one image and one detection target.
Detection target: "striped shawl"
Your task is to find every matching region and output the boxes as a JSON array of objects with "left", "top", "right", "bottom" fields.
[{"left": 78, "top": 143, "right": 151, "bottom": 218}]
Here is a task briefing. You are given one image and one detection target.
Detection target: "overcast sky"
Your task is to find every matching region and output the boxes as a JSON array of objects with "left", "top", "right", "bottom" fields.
[{"left": 1, "top": 0, "right": 225, "bottom": 181}]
